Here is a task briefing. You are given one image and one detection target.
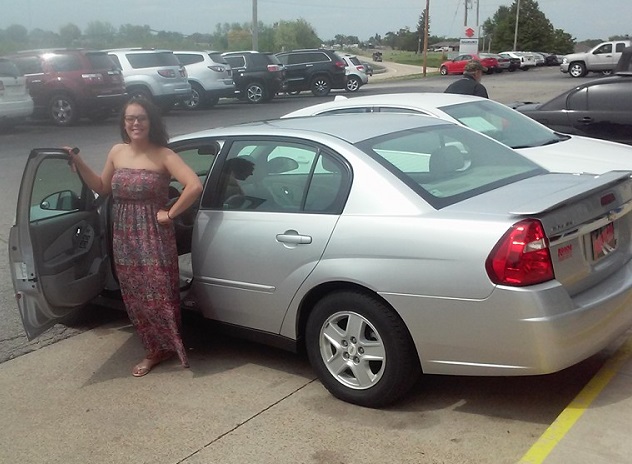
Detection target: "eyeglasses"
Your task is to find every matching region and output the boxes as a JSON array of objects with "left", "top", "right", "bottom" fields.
[{"left": 124, "top": 115, "right": 148, "bottom": 124}]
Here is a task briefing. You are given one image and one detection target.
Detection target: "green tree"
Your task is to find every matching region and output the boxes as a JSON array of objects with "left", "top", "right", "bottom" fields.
[
  {"left": 84, "top": 21, "right": 116, "bottom": 48},
  {"left": 274, "top": 19, "right": 320, "bottom": 52},
  {"left": 118, "top": 24, "right": 153, "bottom": 47},
  {"left": 5, "top": 24, "right": 28, "bottom": 44},
  {"left": 417, "top": 8, "right": 430, "bottom": 52},
  {"left": 59, "top": 23, "right": 81, "bottom": 47},
  {"left": 482, "top": 0, "right": 573, "bottom": 52}
]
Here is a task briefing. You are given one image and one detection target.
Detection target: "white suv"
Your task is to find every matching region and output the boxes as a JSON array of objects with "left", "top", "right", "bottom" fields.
[
  {"left": 174, "top": 51, "right": 235, "bottom": 110},
  {"left": 106, "top": 48, "right": 191, "bottom": 111},
  {"left": 0, "top": 57, "right": 33, "bottom": 129}
]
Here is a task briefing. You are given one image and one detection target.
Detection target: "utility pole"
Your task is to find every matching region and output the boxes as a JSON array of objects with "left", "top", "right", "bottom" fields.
[
  {"left": 422, "top": 0, "right": 429, "bottom": 76},
  {"left": 513, "top": 0, "right": 520, "bottom": 51},
  {"left": 252, "top": 0, "right": 259, "bottom": 51}
]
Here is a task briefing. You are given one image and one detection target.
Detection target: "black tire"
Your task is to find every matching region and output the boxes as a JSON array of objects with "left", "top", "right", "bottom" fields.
[
  {"left": 128, "top": 87, "right": 152, "bottom": 102},
  {"left": 345, "top": 76, "right": 361, "bottom": 92},
  {"left": 310, "top": 75, "right": 331, "bottom": 97},
  {"left": 305, "top": 290, "right": 420, "bottom": 408},
  {"left": 48, "top": 94, "right": 79, "bottom": 126},
  {"left": 601, "top": 70, "right": 613, "bottom": 76},
  {"left": 568, "top": 62, "right": 587, "bottom": 78},
  {"left": 183, "top": 82, "right": 206, "bottom": 110},
  {"left": 244, "top": 81, "right": 267, "bottom": 103},
  {"left": 439, "top": 66, "right": 448, "bottom": 76}
]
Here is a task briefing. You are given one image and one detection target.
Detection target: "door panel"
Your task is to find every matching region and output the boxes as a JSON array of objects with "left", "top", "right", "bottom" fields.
[{"left": 9, "top": 149, "right": 108, "bottom": 339}]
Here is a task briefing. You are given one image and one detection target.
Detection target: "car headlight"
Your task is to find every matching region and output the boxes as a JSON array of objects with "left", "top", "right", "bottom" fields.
[{"left": 562, "top": 57, "right": 568, "bottom": 64}]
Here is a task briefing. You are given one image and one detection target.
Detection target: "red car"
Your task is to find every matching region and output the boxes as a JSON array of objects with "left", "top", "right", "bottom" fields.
[{"left": 439, "top": 53, "right": 499, "bottom": 75}]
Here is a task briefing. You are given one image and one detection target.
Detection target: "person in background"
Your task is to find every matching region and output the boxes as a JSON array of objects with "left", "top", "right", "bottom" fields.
[
  {"left": 444, "top": 60, "right": 489, "bottom": 98},
  {"left": 66, "top": 97, "right": 203, "bottom": 377}
]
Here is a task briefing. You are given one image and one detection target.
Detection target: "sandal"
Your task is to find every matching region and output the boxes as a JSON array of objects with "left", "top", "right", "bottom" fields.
[{"left": 132, "top": 352, "right": 173, "bottom": 377}]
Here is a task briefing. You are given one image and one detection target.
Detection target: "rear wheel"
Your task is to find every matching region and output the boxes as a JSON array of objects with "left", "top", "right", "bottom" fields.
[
  {"left": 305, "top": 290, "right": 420, "bottom": 408},
  {"left": 601, "top": 69, "right": 613, "bottom": 76},
  {"left": 48, "top": 94, "right": 79, "bottom": 126},
  {"left": 310, "top": 76, "right": 331, "bottom": 97},
  {"left": 569, "top": 62, "right": 587, "bottom": 78},
  {"left": 245, "top": 82, "right": 266, "bottom": 103},
  {"left": 128, "top": 87, "right": 152, "bottom": 101},
  {"left": 345, "top": 76, "right": 361, "bottom": 92}
]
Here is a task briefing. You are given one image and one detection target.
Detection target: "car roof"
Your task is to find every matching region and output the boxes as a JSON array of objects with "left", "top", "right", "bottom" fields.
[
  {"left": 281, "top": 92, "right": 485, "bottom": 117},
  {"left": 171, "top": 113, "right": 454, "bottom": 145}
]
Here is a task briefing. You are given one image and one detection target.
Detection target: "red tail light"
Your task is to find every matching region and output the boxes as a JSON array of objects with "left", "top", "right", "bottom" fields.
[
  {"left": 157, "top": 69, "right": 176, "bottom": 78},
  {"left": 267, "top": 64, "right": 283, "bottom": 72},
  {"left": 334, "top": 60, "right": 346, "bottom": 70},
  {"left": 485, "top": 219, "right": 554, "bottom": 286}
]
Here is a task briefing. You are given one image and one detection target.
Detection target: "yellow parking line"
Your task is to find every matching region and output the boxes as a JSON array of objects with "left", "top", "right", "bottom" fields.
[{"left": 518, "top": 336, "right": 632, "bottom": 464}]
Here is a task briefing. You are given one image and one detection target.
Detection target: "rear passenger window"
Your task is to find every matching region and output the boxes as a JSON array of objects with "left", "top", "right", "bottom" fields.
[
  {"left": 177, "top": 54, "right": 203, "bottom": 66},
  {"left": 126, "top": 52, "right": 180, "bottom": 68},
  {"left": 47, "top": 54, "right": 82, "bottom": 72}
]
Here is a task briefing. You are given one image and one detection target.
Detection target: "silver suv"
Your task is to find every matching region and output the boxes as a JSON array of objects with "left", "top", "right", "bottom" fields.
[
  {"left": 173, "top": 51, "right": 235, "bottom": 110},
  {"left": 107, "top": 48, "right": 191, "bottom": 111}
]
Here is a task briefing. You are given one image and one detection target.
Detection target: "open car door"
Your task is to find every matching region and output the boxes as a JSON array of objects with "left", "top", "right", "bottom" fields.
[{"left": 8, "top": 149, "right": 109, "bottom": 340}]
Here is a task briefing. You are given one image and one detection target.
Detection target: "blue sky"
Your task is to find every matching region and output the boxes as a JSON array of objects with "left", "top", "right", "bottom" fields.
[{"left": 1, "top": 0, "right": 629, "bottom": 42}]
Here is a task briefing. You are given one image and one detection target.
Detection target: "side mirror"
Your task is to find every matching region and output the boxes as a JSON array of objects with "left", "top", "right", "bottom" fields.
[{"left": 40, "top": 190, "right": 80, "bottom": 211}]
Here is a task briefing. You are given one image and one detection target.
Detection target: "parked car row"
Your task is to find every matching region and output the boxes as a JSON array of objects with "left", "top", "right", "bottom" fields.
[
  {"left": 439, "top": 51, "right": 541, "bottom": 75},
  {"left": 0, "top": 47, "right": 371, "bottom": 126}
]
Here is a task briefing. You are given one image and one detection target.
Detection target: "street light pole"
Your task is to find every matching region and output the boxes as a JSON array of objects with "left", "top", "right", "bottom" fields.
[
  {"left": 252, "top": 0, "right": 259, "bottom": 51},
  {"left": 513, "top": 0, "right": 520, "bottom": 50}
]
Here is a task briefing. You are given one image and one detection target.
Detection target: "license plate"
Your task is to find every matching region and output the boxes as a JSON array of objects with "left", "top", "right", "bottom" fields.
[{"left": 591, "top": 222, "right": 616, "bottom": 261}]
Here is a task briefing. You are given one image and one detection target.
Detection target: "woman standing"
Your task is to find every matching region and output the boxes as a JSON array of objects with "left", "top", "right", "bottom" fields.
[{"left": 67, "top": 97, "right": 203, "bottom": 377}]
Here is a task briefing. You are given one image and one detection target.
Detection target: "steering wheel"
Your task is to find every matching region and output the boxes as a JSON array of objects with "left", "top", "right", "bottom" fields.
[{"left": 223, "top": 194, "right": 266, "bottom": 210}]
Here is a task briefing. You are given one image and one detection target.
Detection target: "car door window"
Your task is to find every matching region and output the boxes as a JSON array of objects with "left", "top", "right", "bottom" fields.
[
  {"left": 594, "top": 44, "right": 612, "bottom": 54},
  {"left": 218, "top": 140, "right": 347, "bottom": 214},
  {"left": 587, "top": 83, "right": 632, "bottom": 112},
  {"left": 30, "top": 157, "right": 86, "bottom": 221}
]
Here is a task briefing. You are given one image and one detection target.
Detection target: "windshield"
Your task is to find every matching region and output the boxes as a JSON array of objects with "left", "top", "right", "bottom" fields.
[
  {"left": 356, "top": 125, "right": 544, "bottom": 209},
  {"left": 439, "top": 99, "right": 564, "bottom": 149}
]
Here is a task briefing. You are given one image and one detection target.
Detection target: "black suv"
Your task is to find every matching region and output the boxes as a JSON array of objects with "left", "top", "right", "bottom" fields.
[
  {"left": 7, "top": 49, "right": 127, "bottom": 126},
  {"left": 221, "top": 51, "right": 285, "bottom": 104},
  {"left": 275, "top": 49, "right": 347, "bottom": 97}
]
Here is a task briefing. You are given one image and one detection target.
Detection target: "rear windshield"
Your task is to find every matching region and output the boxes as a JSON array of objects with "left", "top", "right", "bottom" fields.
[
  {"left": 86, "top": 52, "right": 116, "bottom": 70},
  {"left": 0, "top": 59, "right": 21, "bottom": 77},
  {"left": 356, "top": 124, "right": 543, "bottom": 209},
  {"left": 126, "top": 52, "right": 180, "bottom": 69},
  {"left": 207, "top": 52, "right": 228, "bottom": 64},
  {"left": 438, "top": 99, "right": 562, "bottom": 149}
]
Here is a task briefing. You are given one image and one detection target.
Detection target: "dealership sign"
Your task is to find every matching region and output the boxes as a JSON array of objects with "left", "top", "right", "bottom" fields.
[{"left": 460, "top": 25, "right": 479, "bottom": 54}]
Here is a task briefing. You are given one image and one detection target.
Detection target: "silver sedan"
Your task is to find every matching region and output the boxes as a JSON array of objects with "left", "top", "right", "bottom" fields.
[{"left": 11, "top": 113, "right": 632, "bottom": 407}]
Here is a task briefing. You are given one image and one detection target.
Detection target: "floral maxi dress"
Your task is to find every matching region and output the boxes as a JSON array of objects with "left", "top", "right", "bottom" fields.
[{"left": 111, "top": 168, "right": 189, "bottom": 367}]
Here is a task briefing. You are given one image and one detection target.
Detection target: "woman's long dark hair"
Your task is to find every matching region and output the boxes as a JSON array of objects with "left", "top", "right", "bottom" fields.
[{"left": 119, "top": 97, "right": 169, "bottom": 147}]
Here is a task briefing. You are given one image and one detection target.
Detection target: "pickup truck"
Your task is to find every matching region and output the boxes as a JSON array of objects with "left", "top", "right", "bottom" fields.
[{"left": 560, "top": 40, "right": 631, "bottom": 77}]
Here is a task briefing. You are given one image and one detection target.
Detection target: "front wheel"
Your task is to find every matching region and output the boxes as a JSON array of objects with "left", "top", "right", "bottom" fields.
[
  {"left": 183, "top": 82, "right": 206, "bottom": 110},
  {"left": 439, "top": 66, "right": 448, "bottom": 76},
  {"left": 345, "top": 76, "right": 361, "bottom": 92},
  {"left": 601, "top": 69, "right": 613, "bottom": 76},
  {"left": 305, "top": 290, "right": 420, "bottom": 408},
  {"left": 310, "top": 76, "right": 331, "bottom": 97},
  {"left": 568, "top": 62, "right": 587, "bottom": 78}
]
